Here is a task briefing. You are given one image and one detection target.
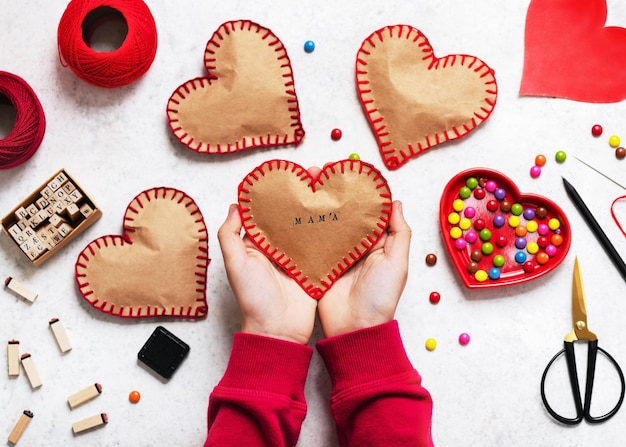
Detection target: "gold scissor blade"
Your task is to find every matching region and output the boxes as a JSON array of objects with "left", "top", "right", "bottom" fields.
[{"left": 568, "top": 257, "right": 597, "bottom": 341}]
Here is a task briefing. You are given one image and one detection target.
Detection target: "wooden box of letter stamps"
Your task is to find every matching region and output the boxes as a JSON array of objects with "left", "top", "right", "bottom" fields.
[{"left": 1, "top": 169, "right": 102, "bottom": 266}]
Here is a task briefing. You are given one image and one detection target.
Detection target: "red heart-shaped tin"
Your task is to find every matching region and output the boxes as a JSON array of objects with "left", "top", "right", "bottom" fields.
[{"left": 440, "top": 168, "right": 571, "bottom": 288}]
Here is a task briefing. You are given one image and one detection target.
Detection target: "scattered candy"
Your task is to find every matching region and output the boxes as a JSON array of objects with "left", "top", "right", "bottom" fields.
[
  {"left": 425, "top": 338, "right": 437, "bottom": 351},
  {"left": 330, "top": 128, "right": 342, "bottom": 140},
  {"left": 348, "top": 153, "right": 360, "bottom": 160},
  {"left": 555, "top": 150, "right": 567, "bottom": 163},
  {"left": 534, "top": 154, "right": 547, "bottom": 166},
  {"left": 129, "top": 390, "right": 141, "bottom": 404},
  {"left": 609, "top": 135, "right": 621, "bottom": 148},
  {"left": 530, "top": 165, "right": 541, "bottom": 178},
  {"left": 429, "top": 291, "right": 440, "bottom": 304},
  {"left": 458, "top": 333, "right": 470, "bottom": 345},
  {"left": 304, "top": 40, "right": 315, "bottom": 53},
  {"left": 425, "top": 253, "right": 437, "bottom": 266},
  {"left": 616, "top": 147, "right": 626, "bottom": 160},
  {"left": 591, "top": 124, "right": 603, "bottom": 136}
]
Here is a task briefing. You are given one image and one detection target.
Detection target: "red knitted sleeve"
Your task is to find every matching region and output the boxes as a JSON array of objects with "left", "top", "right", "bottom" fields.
[
  {"left": 205, "top": 333, "right": 313, "bottom": 447},
  {"left": 316, "top": 321, "right": 434, "bottom": 447}
]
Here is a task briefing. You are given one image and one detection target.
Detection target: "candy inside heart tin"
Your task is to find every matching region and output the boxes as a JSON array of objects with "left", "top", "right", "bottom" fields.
[{"left": 439, "top": 168, "right": 571, "bottom": 288}]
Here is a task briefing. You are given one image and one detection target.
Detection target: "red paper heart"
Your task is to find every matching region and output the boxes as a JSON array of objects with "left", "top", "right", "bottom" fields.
[
  {"left": 166, "top": 20, "right": 305, "bottom": 153},
  {"left": 74, "top": 187, "right": 209, "bottom": 318},
  {"left": 521, "top": 0, "right": 626, "bottom": 102},
  {"left": 356, "top": 25, "right": 497, "bottom": 170},
  {"left": 238, "top": 159, "right": 392, "bottom": 299},
  {"left": 440, "top": 169, "right": 571, "bottom": 288}
]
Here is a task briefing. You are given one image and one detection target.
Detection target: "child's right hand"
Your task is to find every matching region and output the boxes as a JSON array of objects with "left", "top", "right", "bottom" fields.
[{"left": 317, "top": 200, "right": 411, "bottom": 338}]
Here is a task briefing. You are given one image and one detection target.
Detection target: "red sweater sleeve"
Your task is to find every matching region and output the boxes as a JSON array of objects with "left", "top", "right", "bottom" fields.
[
  {"left": 204, "top": 333, "right": 313, "bottom": 447},
  {"left": 316, "top": 321, "right": 434, "bottom": 447}
]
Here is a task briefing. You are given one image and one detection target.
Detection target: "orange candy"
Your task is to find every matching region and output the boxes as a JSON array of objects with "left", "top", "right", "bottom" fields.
[
  {"left": 129, "top": 390, "right": 141, "bottom": 404},
  {"left": 536, "top": 252, "right": 550, "bottom": 265},
  {"left": 535, "top": 154, "right": 547, "bottom": 167}
]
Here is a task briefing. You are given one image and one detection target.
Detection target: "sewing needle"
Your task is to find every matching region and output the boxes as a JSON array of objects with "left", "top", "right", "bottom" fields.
[{"left": 572, "top": 155, "right": 626, "bottom": 191}]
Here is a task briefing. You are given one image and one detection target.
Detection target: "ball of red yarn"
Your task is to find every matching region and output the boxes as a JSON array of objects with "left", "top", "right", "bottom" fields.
[
  {"left": 57, "top": 0, "right": 158, "bottom": 88},
  {"left": 0, "top": 72, "right": 46, "bottom": 170}
]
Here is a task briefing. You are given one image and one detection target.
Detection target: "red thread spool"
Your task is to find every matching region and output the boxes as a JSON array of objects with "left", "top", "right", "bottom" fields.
[
  {"left": 0, "top": 72, "right": 46, "bottom": 170},
  {"left": 57, "top": 0, "right": 158, "bottom": 88}
]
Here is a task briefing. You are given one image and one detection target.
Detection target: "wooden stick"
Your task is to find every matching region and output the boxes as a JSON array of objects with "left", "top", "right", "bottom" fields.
[
  {"left": 72, "top": 413, "right": 108, "bottom": 434},
  {"left": 8, "top": 340, "right": 20, "bottom": 376},
  {"left": 4, "top": 277, "right": 38, "bottom": 303},
  {"left": 20, "top": 353, "right": 42, "bottom": 389},
  {"left": 67, "top": 383, "right": 102, "bottom": 409},
  {"left": 49, "top": 318, "right": 72, "bottom": 353},
  {"left": 8, "top": 410, "right": 33, "bottom": 444}
]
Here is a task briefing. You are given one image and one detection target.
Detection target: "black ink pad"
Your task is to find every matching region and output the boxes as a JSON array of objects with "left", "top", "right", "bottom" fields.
[{"left": 138, "top": 326, "right": 190, "bottom": 379}]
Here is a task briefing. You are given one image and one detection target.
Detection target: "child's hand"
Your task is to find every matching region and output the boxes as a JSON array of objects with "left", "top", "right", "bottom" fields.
[
  {"left": 218, "top": 204, "right": 318, "bottom": 345},
  {"left": 318, "top": 200, "right": 411, "bottom": 337}
]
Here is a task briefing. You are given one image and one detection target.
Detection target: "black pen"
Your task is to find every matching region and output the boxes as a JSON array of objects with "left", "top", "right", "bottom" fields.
[{"left": 562, "top": 177, "right": 626, "bottom": 282}]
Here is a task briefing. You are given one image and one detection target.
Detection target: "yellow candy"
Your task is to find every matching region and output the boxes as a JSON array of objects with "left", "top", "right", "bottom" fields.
[
  {"left": 453, "top": 199, "right": 465, "bottom": 212},
  {"left": 548, "top": 218, "right": 560, "bottom": 230},
  {"left": 448, "top": 212, "right": 460, "bottom": 225},
  {"left": 475, "top": 270, "right": 488, "bottom": 282},
  {"left": 527, "top": 241, "right": 539, "bottom": 254},
  {"left": 449, "top": 227, "right": 463, "bottom": 239},
  {"left": 425, "top": 338, "right": 437, "bottom": 351},
  {"left": 459, "top": 218, "right": 472, "bottom": 230},
  {"left": 508, "top": 216, "right": 521, "bottom": 227},
  {"left": 526, "top": 221, "right": 538, "bottom": 233},
  {"left": 609, "top": 135, "right": 621, "bottom": 148}
]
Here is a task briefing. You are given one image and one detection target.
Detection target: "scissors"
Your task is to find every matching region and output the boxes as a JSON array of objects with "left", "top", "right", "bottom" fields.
[{"left": 540, "top": 257, "right": 626, "bottom": 425}]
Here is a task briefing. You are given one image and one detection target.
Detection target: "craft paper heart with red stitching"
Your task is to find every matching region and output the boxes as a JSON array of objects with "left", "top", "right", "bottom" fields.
[
  {"left": 238, "top": 159, "right": 392, "bottom": 299},
  {"left": 356, "top": 25, "right": 497, "bottom": 170},
  {"left": 440, "top": 168, "right": 571, "bottom": 289},
  {"left": 521, "top": 0, "right": 626, "bottom": 102},
  {"left": 75, "top": 187, "right": 209, "bottom": 318},
  {"left": 167, "top": 20, "right": 305, "bottom": 154}
]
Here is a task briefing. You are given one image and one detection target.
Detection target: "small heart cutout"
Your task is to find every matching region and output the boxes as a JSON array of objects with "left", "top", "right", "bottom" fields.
[
  {"left": 238, "top": 159, "right": 392, "bottom": 299},
  {"left": 440, "top": 168, "right": 571, "bottom": 288},
  {"left": 75, "top": 187, "right": 209, "bottom": 318},
  {"left": 167, "top": 20, "right": 305, "bottom": 153},
  {"left": 356, "top": 25, "right": 497, "bottom": 170},
  {"left": 521, "top": 0, "right": 626, "bottom": 102}
]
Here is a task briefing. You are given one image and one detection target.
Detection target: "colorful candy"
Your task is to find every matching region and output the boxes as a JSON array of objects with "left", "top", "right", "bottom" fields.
[
  {"left": 591, "top": 124, "right": 603, "bottom": 136},
  {"left": 609, "top": 135, "right": 621, "bottom": 148},
  {"left": 555, "top": 150, "right": 567, "bottom": 163},
  {"left": 444, "top": 174, "right": 566, "bottom": 284},
  {"left": 429, "top": 291, "right": 440, "bottom": 304},
  {"left": 458, "top": 333, "right": 471, "bottom": 345},
  {"left": 330, "top": 128, "right": 342, "bottom": 140},
  {"left": 535, "top": 154, "right": 547, "bottom": 166},
  {"left": 425, "top": 253, "right": 437, "bottom": 266},
  {"left": 425, "top": 338, "right": 437, "bottom": 351},
  {"left": 304, "top": 40, "right": 315, "bottom": 53}
]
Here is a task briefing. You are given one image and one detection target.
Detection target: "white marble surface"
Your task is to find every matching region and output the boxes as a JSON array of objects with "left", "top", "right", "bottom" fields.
[{"left": 3, "top": 0, "right": 626, "bottom": 445}]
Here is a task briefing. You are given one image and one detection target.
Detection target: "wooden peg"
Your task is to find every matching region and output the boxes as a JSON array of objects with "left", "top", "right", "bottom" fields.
[
  {"left": 67, "top": 383, "right": 102, "bottom": 409},
  {"left": 72, "top": 413, "right": 108, "bottom": 434},
  {"left": 49, "top": 318, "right": 72, "bottom": 353},
  {"left": 7, "top": 410, "right": 33, "bottom": 444},
  {"left": 8, "top": 340, "right": 20, "bottom": 376},
  {"left": 4, "top": 277, "right": 38, "bottom": 303},
  {"left": 20, "top": 353, "right": 42, "bottom": 389}
]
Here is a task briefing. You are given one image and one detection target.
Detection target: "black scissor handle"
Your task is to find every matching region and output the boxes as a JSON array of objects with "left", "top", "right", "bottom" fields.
[{"left": 540, "top": 340, "right": 626, "bottom": 425}]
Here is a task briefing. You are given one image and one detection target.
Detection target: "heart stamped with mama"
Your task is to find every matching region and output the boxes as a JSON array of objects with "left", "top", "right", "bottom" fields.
[
  {"left": 356, "top": 25, "right": 498, "bottom": 170},
  {"left": 238, "top": 159, "right": 392, "bottom": 299},
  {"left": 75, "top": 187, "right": 209, "bottom": 318},
  {"left": 166, "top": 20, "right": 305, "bottom": 154},
  {"left": 440, "top": 168, "right": 571, "bottom": 288}
]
